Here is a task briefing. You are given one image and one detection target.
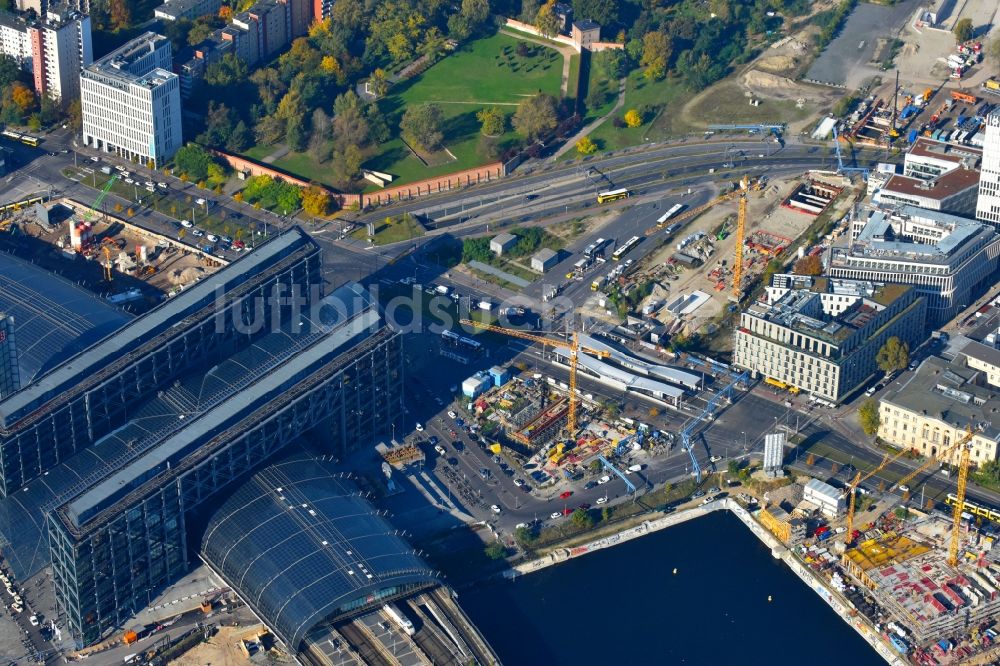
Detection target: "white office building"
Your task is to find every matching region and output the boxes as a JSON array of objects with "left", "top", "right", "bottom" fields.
[
  {"left": 80, "top": 33, "right": 182, "bottom": 167},
  {"left": 0, "top": 6, "right": 92, "bottom": 104},
  {"left": 977, "top": 111, "right": 1000, "bottom": 227},
  {"left": 828, "top": 204, "right": 1000, "bottom": 325}
]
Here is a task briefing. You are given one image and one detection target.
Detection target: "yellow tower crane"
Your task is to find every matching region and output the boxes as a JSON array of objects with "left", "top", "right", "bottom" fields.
[
  {"left": 731, "top": 175, "right": 753, "bottom": 302},
  {"left": 948, "top": 427, "right": 975, "bottom": 567},
  {"left": 843, "top": 448, "right": 909, "bottom": 545},
  {"left": 460, "top": 320, "right": 610, "bottom": 435}
]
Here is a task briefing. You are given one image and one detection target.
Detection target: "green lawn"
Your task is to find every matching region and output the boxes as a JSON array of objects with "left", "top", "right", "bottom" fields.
[
  {"left": 236, "top": 32, "right": 564, "bottom": 191},
  {"left": 584, "top": 70, "right": 689, "bottom": 154},
  {"left": 364, "top": 32, "right": 563, "bottom": 187},
  {"left": 349, "top": 214, "right": 425, "bottom": 245}
]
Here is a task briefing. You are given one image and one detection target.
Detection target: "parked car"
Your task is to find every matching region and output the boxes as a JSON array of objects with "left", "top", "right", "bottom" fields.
[
  {"left": 709, "top": 455, "right": 724, "bottom": 463},
  {"left": 447, "top": 410, "right": 457, "bottom": 419},
  {"left": 559, "top": 491, "right": 573, "bottom": 499},
  {"left": 415, "top": 423, "right": 424, "bottom": 432},
  {"left": 434, "top": 444, "right": 446, "bottom": 455},
  {"left": 490, "top": 504, "right": 502, "bottom": 514},
  {"left": 596, "top": 497, "right": 608, "bottom": 505},
  {"left": 550, "top": 512, "right": 562, "bottom": 519},
  {"left": 597, "top": 475, "right": 612, "bottom": 485}
]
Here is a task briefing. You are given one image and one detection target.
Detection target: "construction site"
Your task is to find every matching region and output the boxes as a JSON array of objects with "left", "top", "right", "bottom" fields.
[
  {"left": 753, "top": 424, "right": 1000, "bottom": 664},
  {"left": 583, "top": 171, "right": 859, "bottom": 349},
  {"left": 0, "top": 192, "right": 225, "bottom": 311}
]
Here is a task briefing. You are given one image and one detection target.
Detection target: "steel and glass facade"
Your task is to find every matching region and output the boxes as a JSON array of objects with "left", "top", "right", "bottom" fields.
[{"left": 43, "top": 278, "right": 403, "bottom": 646}]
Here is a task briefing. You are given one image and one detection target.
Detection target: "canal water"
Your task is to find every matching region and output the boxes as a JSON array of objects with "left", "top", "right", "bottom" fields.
[{"left": 460, "top": 510, "right": 883, "bottom": 665}]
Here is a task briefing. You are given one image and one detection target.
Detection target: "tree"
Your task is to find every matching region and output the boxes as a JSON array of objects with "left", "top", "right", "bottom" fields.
[
  {"left": 109, "top": 0, "right": 131, "bottom": 30},
  {"left": 640, "top": 31, "right": 671, "bottom": 81},
  {"left": 793, "top": 254, "right": 823, "bottom": 275},
  {"left": 572, "top": 0, "right": 617, "bottom": 25},
  {"left": 571, "top": 508, "right": 594, "bottom": 530},
  {"left": 10, "top": 82, "right": 34, "bottom": 114},
  {"left": 477, "top": 107, "right": 505, "bottom": 136},
  {"left": 174, "top": 144, "right": 214, "bottom": 181},
  {"left": 601, "top": 506, "right": 610, "bottom": 522},
  {"left": 302, "top": 185, "right": 331, "bottom": 217},
  {"left": 990, "top": 38, "right": 1000, "bottom": 67},
  {"left": 513, "top": 93, "right": 558, "bottom": 141},
  {"left": 576, "top": 136, "right": 598, "bottom": 155},
  {"left": 623, "top": 109, "right": 642, "bottom": 128},
  {"left": 369, "top": 68, "right": 389, "bottom": 98},
  {"left": 0, "top": 54, "right": 21, "bottom": 88},
  {"left": 876, "top": 337, "right": 910, "bottom": 374},
  {"left": 519, "top": 0, "right": 540, "bottom": 23},
  {"left": 205, "top": 53, "right": 249, "bottom": 87},
  {"left": 226, "top": 120, "right": 252, "bottom": 152},
  {"left": 830, "top": 462, "right": 840, "bottom": 475},
  {"left": 461, "top": 0, "right": 490, "bottom": 29},
  {"left": 514, "top": 526, "right": 536, "bottom": 545},
  {"left": 400, "top": 104, "right": 444, "bottom": 151},
  {"left": 806, "top": 453, "right": 816, "bottom": 466},
  {"left": 484, "top": 542, "right": 506, "bottom": 560},
  {"left": 953, "top": 18, "right": 974, "bottom": 43},
  {"left": 858, "top": 399, "right": 881, "bottom": 437},
  {"left": 648, "top": 406, "right": 659, "bottom": 417},
  {"left": 727, "top": 460, "right": 740, "bottom": 475},
  {"left": 187, "top": 21, "right": 214, "bottom": 46},
  {"left": 535, "top": 0, "right": 561, "bottom": 38},
  {"left": 925, "top": 498, "right": 935, "bottom": 510}
]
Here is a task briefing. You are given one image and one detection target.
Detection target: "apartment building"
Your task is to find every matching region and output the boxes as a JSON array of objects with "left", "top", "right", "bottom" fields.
[
  {"left": 828, "top": 204, "right": 1000, "bottom": 325},
  {"left": 154, "top": 0, "right": 222, "bottom": 22},
  {"left": 179, "top": 0, "right": 310, "bottom": 97},
  {"left": 15, "top": 0, "right": 89, "bottom": 13},
  {"left": 874, "top": 137, "right": 981, "bottom": 216},
  {"left": 0, "top": 6, "right": 92, "bottom": 104},
  {"left": 80, "top": 33, "right": 181, "bottom": 167},
  {"left": 733, "top": 275, "right": 927, "bottom": 402},
  {"left": 977, "top": 110, "right": 1000, "bottom": 226},
  {"left": 878, "top": 348, "right": 1000, "bottom": 467}
]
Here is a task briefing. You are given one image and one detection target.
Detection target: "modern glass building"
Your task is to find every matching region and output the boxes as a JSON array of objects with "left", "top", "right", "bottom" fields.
[
  {"left": 0, "top": 228, "right": 321, "bottom": 495},
  {"left": 0, "top": 228, "right": 404, "bottom": 647},
  {"left": 200, "top": 455, "right": 439, "bottom": 651},
  {"left": 43, "top": 280, "right": 401, "bottom": 645}
]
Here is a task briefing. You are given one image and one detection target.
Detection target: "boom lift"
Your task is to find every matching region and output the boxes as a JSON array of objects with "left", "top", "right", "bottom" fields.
[{"left": 460, "top": 320, "right": 610, "bottom": 435}]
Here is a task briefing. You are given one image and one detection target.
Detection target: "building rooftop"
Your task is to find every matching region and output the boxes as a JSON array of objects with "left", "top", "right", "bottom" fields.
[
  {"left": 200, "top": 455, "right": 439, "bottom": 649},
  {"left": 879, "top": 168, "right": 980, "bottom": 204},
  {"left": 573, "top": 19, "right": 600, "bottom": 30},
  {"left": 154, "top": 0, "right": 215, "bottom": 18},
  {"left": 881, "top": 355, "right": 1000, "bottom": 442},
  {"left": 83, "top": 32, "right": 170, "bottom": 84},
  {"left": 532, "top": 247, "right": 558, "bottom": 262},
  {"left": 907, "top": 136, "right": 982, "bottom": 166},
  {"left": 751, "top": 275, "right": 912, "bottom": 344},
  {"left": 961, "top": 339, "right": 1000, "bottom": 370},
  {"left": 491, "top": 232, "right": 516, "bottom": 245},
  {"left": 842, "top": 205, "right": 988, "bottom": 264},
  {"left": 0, "top": 228, "right": 317, "bottom": 430},
  {"left": 0, "top": 252, "right": 131, "bottom": 390}
]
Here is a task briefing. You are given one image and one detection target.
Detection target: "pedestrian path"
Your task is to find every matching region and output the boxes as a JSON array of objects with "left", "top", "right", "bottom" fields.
[{"left": 551, "top": 76, "right": 626, "bottom": 160}]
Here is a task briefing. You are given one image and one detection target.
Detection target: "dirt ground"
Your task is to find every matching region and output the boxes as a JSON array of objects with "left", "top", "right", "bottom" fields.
[
  {"left": 168, "top": 625, "right": 259, "bottom": 666},
  {"left": 8, "top": 200, "right": 219, "bottom": 298},
  {"left": 605, "top": 173, "right": 858, "bottom": 341}
]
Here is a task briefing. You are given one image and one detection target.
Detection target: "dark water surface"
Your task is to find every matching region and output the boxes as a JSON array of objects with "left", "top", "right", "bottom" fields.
[{"left": 459, "top": 511, "right": 883, "bottom": 665}]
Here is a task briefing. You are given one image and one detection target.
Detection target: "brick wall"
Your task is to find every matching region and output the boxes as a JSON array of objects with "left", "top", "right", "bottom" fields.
[{"left": 360, "top": 163, "right": 503, "bottom": 207}]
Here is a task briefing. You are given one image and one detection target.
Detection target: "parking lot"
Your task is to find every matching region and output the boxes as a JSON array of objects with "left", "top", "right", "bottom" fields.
[{"left": 805, "top": 0, "right": 920, "bottom": 88}]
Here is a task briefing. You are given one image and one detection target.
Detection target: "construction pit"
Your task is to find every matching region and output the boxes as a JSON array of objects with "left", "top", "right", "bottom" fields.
[
  {"left": 584, "top": 173, "right": 859, "bottom": 348},
  {"left": 0, "top": 197, "right": 225, "bottom": 311}
]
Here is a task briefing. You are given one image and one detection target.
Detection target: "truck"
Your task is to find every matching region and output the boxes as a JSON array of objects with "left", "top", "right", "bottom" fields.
[
  {"left": 477, "top": 300, "right": 493, "bottom": 311},
  {"left": 382, "top": 603, "right": 415, "bottom": 636},
  {"left": 591, "top": 274, "right": 607, "bottom": 291},
  {"left": 434, "top": 284, "right": 450, "bottom": 295}
]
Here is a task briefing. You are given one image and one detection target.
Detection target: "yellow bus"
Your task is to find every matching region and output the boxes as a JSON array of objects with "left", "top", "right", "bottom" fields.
[{"left": 597, "top": 188, "right": 630, "bottom": 204}]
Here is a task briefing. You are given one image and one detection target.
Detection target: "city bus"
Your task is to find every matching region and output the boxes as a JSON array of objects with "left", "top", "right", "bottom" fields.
[
  {"left": 583, "top": 237, "right": 612, "bottom": 261},
  {"left": 1, "top": 129, "right": 22, "bottom": 142},
  {"left": 656, "top": 203, "right": 684, "bottom": 227},
  {"left": 611, "top": 236, "right": 641, "bottom": 261},
  {"left": 19, "top": 135, "right": 39, "bottom": 147},
  {"left": 597, "top": 188, "right": 630, "bottom": 204}
]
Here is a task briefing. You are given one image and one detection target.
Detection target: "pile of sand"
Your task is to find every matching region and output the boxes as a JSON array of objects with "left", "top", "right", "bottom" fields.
[
  {"left": 756, "top": 55, "right": 799, "bottom": 74},
  {"left": 168, "top": 266, "right": 206, "bottom": 285},
  {"left": 742, "top": 70, "right": 800, "bottom": 92}
]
